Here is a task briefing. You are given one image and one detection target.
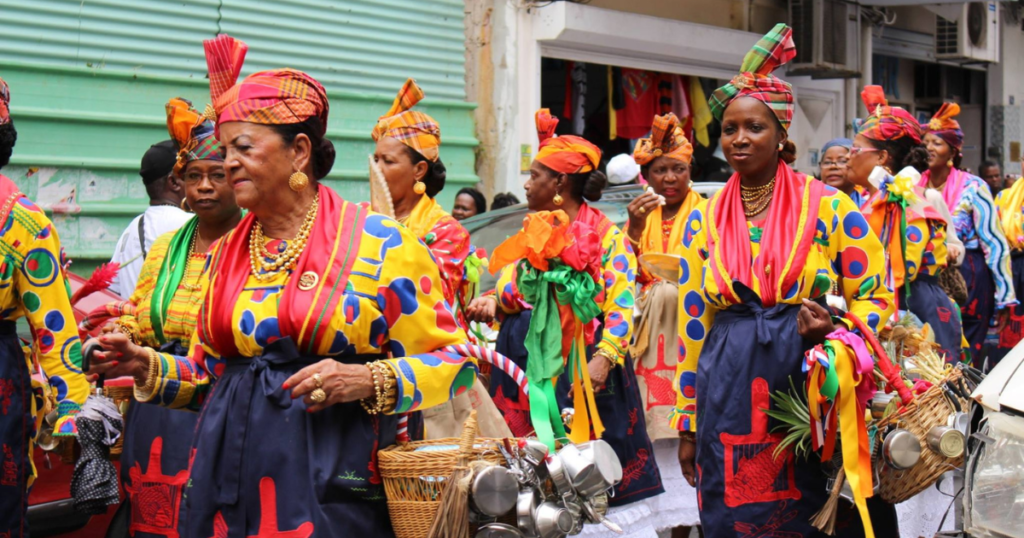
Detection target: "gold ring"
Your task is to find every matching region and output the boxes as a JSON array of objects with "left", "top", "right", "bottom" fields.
[
  {"left": 638, "top": 206, "right": 646, "bottom": 215},
  {"left": 310, "top": 388, "right": 327, "bottom": 403},
  {"left": 312, "top": 373, "right": 323, "bottom": 388}
]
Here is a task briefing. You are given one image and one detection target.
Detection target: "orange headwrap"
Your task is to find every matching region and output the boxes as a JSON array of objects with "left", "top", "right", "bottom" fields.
[
  {"left": 926, "top": 102, "right": 964, "bottom": 150},
  {"left": 632, "top": 113, "right": 693, "bottom": 166},
  {"left": 534, "top": 109, "right": 601, "bottom": 175},
  {"left": 371, "top": 78, "right": 441, "bottom": 162}
]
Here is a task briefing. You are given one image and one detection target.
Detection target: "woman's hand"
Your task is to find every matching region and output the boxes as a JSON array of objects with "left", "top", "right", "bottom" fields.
[
  {"left": 626, "top": 192, "right": 662, "bottom": 243},
  {"left": 85, "top": 333, "right": 150, "bottom": 384},
  {"left": 587, "top": 356, "right": 612, "bottom": 389},
  {"left": 284, "top": 359, "right": 375, "bottom": 413},
  {"left": 797, "top": 299, "right": 835, "bottom": 344},
  {"left": 465, "top": 297, "right": 497, "bottom": 324},
  {"left": 677, "top": 434, "right": 696, "bottom": 487}
]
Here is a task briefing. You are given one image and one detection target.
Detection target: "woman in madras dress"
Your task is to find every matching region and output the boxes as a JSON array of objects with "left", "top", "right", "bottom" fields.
[
  {"left": 468, "top": 109, "right": 663, "bottom": 538},
  {"left": 86, "top": 35, "right": 478, "bottom": 538},
  {"left": 370, "top": 78, "right": 505, "bottom": 439},
  {"left": 110, "top": 97, "right": 242, "bottom": 536},
  {"left": 845, "top": 86, "right": 963, "bottom": 362},
  {"left": 623, "top": 112, "right": 702, "bottom": 535},
  {"left": 992, "top": 157, "right": 1024, "bottom": 366},
  {"left": 671, "top": 25, "right": 897, "bottom": 538},
  {"left": 0, "top": 75, "right": 89, "bottom": 538},
  {"left": 920, "top": 103, "right": 1015, "bottom": 366}
]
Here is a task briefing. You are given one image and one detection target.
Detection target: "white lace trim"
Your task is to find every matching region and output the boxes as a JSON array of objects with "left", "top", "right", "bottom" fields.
[
  {"left": 580, "top": 502, "right": 658, "bottom": 538},
  {"left": 644, "top": 439, "right": 701, "bottom": 531}
]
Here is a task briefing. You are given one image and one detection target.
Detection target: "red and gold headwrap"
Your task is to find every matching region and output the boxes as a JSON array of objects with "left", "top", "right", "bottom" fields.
[
  {"left": 534, "top": 109, "right": 601, "bottom": 175},
  {"left": 708, "top": 23, "right": 797, "bottom": 131},
  {"left": 166, "top": 98, "right": 222, "bottom": 174},
  {"left": 926, "top": 102, "right": 964, "bottom": 151},
  {"left": 633, "top": 113, "right": 693, "bottom": 166},
  {"left": 857, "top": 86, "right": 921, "bottom": 143},
  {"left": 203, "top": 34, "right": 329, "bottom": 137},
  {"left": 0, "top": 76, "right": 10, "bottom": 126},
  {"left": 371, "top": 78, "right": 441, "bottom": 162}
]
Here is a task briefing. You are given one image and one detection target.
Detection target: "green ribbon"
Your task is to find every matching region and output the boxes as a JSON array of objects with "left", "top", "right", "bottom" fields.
[
  {"left": 516, "top": 258, "right": 602, "bottom": 450},
  {"left": 820, "top": 341, "right": 840, "bottom": 399},
  {"left": 150, "top": 217, "right": 198, "bottom": 344},
  {"left": 465, "top": 252, "right": 485, "bottom": 284},
  {"left": 885, "top": 191, "right": 912, "bottom": 299}
]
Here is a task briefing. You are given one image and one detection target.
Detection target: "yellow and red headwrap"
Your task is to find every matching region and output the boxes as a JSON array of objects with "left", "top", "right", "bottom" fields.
[
  {"left": 371, "top": 79, "right": 441, "bottom": 162},
  {"left": 632, "top": 113, "right": 693, "bottom": 166},
  {"left": 857, "top": 85, "right": 921, "bottom": 144},
  {"left": 926, "top": 102, "right": 964, "bottom": 151},
  {"left": 203, "top": 34, "right": 329, "bottom": 137},
  {"left": 534, "top": 109, "right": 601, "bottom": 175}
]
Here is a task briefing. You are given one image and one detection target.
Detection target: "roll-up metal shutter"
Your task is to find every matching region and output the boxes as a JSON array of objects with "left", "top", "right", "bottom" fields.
[{"left": 0, "top": 0, "right": 476, "bottom": 271}]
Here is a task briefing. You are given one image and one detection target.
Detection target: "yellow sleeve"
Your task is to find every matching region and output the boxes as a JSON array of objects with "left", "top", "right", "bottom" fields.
[
  {"left": 597, "top": 227, "right": 636, "bottom": 366},
  {"left": 829, "top": 194, "right": 895, "bottom": 333},
  {"left": 494, "top": 264, "right": 527, "bottom": 315},
  {"left": 117, "top": 231, "right": 173, "bottom": 342},
  {"left": 670, "top": 202, "right": 712, "bottom": 432},
  {"left": 371, "top": 219, "right": 476, "bottom": 414},
  {"left": 9, "top": 204, "right": 89, "bottom": 433}
]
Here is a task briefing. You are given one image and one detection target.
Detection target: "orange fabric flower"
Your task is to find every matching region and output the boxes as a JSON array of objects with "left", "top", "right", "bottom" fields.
[{"left": 489, "top": 211, "right": 572, "bottom": 273}]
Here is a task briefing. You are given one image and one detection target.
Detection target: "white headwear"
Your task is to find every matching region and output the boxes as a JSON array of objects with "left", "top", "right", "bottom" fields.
[{"left": 607, "top": 153, "right": 641, "bottom": 185}]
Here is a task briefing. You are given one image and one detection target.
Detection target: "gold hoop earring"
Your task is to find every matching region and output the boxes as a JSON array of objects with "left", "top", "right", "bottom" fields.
[
  {"left": 947, "top": 159, "right": 954, "bottom": 168},
  {"left": 181, "top": 198, "right": 190, "bottom": 212},
  {"left": 413, "top": 181, "right": 427, "bottom": 195},
  {"left": 553, "top": 193, "right": 564, "bottom": 206},
  {"left": 289, "top": 171, "right": 309, "bottom": 192}
]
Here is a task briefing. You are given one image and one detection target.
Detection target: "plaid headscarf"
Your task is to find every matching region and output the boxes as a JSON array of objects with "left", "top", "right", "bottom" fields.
[
  {"left": 709, "top": 23, "right": 797, "bottom": 131},
  {"left": 371, "top": 79, "right": 441, "bottom": 162},
  {"left": 204, "top": 34, "right": 329, "bottom": 137},
  {"left": 857, "top": 85, "right": 921, "bottom": 143},
  {"left": 633, "top": 113, "right": 693, "bottom": 166},
  {"left": 534, "top": 109, "right": 601, "bottom": 175},
  {"left": 0, "top": 76, "right": 10, "bottom": 126},
  {"left": 926, "top": 102, "right": 963, "bottom": 151},
  {"left": 166, "top": 97, "right": 222, "bottom": 174}
]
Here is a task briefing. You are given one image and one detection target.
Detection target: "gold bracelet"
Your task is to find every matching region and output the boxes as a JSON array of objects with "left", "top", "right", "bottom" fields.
[
  {"left": 115, "top": 321, "right": 140, "bottom": 345},
  {"left": 379, "top": 362, "right": 397, "bottom": 414},
  {"left": 626, "top": 234, "right": 641, "bottom": 248},
  {"left": 360, "top": 363, "right": 382, "bottom": 414},
  {"left": 595, "top": 349, "right": 619, "bottom": 367},
  {"left": 137, "top": 348, "right": 159, "bottom": 393}
]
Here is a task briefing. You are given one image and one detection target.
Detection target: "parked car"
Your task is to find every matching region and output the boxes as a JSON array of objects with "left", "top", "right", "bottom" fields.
[{"left": 460, "top": 182, "right": 724, "bottom": 292}]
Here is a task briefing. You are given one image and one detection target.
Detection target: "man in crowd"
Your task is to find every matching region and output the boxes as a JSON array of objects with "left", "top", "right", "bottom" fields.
[
  {"left": 981, "top": 160, "right": 1006, "bottom": 196},
  {"left": 108, "top": 140, "right": 192, "bottom": 299}
]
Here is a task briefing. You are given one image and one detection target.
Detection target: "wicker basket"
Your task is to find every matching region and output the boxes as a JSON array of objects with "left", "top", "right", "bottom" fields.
[
  {"left": 378, "top": 415, "right": 506, "bottom": 538},
  {"left": 874, "top": 367, "right": 969, "bottom": 504},
  {"left": 59, "top": 384, "right": 134, "bottom": 464}
]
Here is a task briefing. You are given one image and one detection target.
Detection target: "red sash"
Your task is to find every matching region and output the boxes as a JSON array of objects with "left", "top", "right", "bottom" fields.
[
  {"left": 707, "top": 160, "right": 823, "bottom": 307},
  {"left": 199, "top": 184, "right": 366, "bottom": 357}
]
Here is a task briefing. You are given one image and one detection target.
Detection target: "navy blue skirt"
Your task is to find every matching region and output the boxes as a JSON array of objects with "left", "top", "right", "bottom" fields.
[
  {"left": 119, "top": 341, "right": 198, "bottom": 537},
  {"left": 179, "top": 338, "right": 395, "bottom": 538},
  {"left": 897, "top": 274, "right": 963, "bottom": 363},
  {"left": 0, "top": 321, "right": 32, "bottom": 538},
  {"left": 959, "top": 248, "right": 995, "bottom": 363},
  {"left": 492, "top": 311, "right": 663, "bottom": 507},
  {"left": 695, "top": 288, "right": 896, "bottom": 538}
]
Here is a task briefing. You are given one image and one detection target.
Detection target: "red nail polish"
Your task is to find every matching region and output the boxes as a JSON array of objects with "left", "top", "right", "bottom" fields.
[
  {"left": 112, "top": 361, "right": 119, "bottom": 366},
  {"left": 282, "top": 382, "right": 289, "bottom": 390},
  {"left": 117, "top": 352, "right": 124, "bottom": 358}
]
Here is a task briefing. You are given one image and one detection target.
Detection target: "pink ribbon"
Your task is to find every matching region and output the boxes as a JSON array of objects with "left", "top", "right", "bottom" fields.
[{"left": 825, "top": 326, "right": 877, "bottom": 408}]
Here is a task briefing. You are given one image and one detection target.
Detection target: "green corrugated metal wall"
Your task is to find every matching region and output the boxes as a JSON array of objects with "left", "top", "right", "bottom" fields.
[{"left": 0, "top": 0, "right": 476, "bottom": 272}]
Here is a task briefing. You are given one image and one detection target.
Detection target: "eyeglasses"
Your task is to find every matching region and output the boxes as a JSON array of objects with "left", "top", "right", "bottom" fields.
[
  {"left": 820, "top": 159, "right": 849, "bottom": 168},
  {"left": 848, "top": 147, "right": 880, "bottom": 157},
  {"left": 183, "top": 171, "right": 228, "bottom": 185}
]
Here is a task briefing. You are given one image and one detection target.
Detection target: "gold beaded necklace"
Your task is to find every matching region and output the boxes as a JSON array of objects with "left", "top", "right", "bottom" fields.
[
  {"left": 249, "top": 193, "right": 319, "bottom": 281},
  {"left": 181, "top": 230, "right": 204, "bottom": 292},
  {"left": 740, "top": 177, "right": 776, "bottom": 218}
]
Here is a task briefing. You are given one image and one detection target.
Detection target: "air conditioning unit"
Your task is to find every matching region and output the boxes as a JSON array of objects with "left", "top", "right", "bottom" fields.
[
  {"left": 933, "top": 1, "right": 1000, "bottom": 63},
  {"left": 787, "top": 0, "right": 861, "bottom": 78}
]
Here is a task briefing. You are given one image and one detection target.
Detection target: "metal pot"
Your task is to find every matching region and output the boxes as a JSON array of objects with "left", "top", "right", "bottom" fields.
[
  {"left": 35, "top": 410, "right": 61, "bottom": 451},
  {"left": 926, "top": 425, "right": 965, "bottom": 458},
  {"left": 520, "top": 439, "right": 549, "bottom": 463},
  {"left": 947, "top": 412, "right": 969, "bottom": 436},
  {"left": 578, "top": 440, "right": 622, "bottom": 490},
  {"left": 517, "top": 490, "right": 541, "bottom": 538},
  {"left": 881, "top": 428, "right": 921, "bottom": 470},
  {"left": 870, "top": 391, "right": 896, "bottom": 420},
  {"left": 534, "top": 502, "right": 575, "bottom": 538},
  {"left": 556, "top": 444, "right": 599, "bottom": 494},
  {"left": 470, "top": 465, "right": 519, "bottom": 517},
  {"left": 543, "top": 454, "right": 575, "bottom": 501},
  {"left": 475, "top": 523, "right": 525, "bottom": 538}
]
